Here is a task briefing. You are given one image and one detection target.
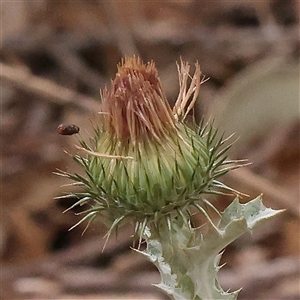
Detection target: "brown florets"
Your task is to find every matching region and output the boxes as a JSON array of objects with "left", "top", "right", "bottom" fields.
[{"left": 100, "top": 56, "right": 176, "bottom": 143}]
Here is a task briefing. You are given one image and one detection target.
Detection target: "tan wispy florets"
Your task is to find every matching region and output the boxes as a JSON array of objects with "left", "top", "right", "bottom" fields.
[{"left": 100, "top": 56, "right": 176, "bottom": 143}]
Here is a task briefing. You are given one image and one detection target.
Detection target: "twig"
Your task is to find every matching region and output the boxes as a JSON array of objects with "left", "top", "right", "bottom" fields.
[
  {"left": 1, "top": 225, "right": 132, "bottom": 280},
  {"left": 219, "top": 257, "right": 300, "bottom": 297},
  {"left": 0, "top": 62, "right": 100, "bottom": 113},
  {"left": 100, "top": 0, "right": 140, "bottom": 56},
  {"left": 226, "top": 167, "right": 300, "bottom": 218},
  {"left": 47, "top": 43, "right": 106, "bottom": 93}
]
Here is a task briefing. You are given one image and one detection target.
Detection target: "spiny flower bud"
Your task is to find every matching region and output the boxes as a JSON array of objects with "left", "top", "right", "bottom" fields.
[{"left": 58, "top": 57, "right": 241, "bottom": 239}]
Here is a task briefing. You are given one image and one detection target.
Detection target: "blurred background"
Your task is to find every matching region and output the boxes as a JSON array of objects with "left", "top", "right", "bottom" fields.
[{"left": 1, "top": 1, "right": 299, "bottom": 299}]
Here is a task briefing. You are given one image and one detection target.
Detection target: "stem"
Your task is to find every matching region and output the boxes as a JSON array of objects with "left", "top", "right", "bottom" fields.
[{"left": 136, "top": 196, "right": 283, "bottom": 300}]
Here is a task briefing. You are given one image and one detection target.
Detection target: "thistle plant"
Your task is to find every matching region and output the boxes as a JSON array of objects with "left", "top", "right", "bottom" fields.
[{"left": 57, "top": 57, "right": 283, "bottom": 300}]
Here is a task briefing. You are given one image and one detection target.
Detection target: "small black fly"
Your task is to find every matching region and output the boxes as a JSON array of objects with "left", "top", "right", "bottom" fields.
[{"left": 57, "top": 124, "right": 80, "bottom": 135}]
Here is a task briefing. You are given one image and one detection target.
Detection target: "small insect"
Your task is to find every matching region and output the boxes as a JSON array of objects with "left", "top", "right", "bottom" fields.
[{"left": 57, "top": 124, "right": 80, "bottom": 135}]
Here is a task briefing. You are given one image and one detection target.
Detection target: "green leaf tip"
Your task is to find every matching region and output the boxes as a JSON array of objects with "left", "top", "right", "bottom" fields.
[{"left": 220, "top": 194, "right": 285, "bottom": 233}]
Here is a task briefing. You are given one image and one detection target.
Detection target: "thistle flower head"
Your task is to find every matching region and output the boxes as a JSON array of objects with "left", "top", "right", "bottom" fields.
[{"left": 59, "top": 56, "right": 241, "bottom": 240}]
